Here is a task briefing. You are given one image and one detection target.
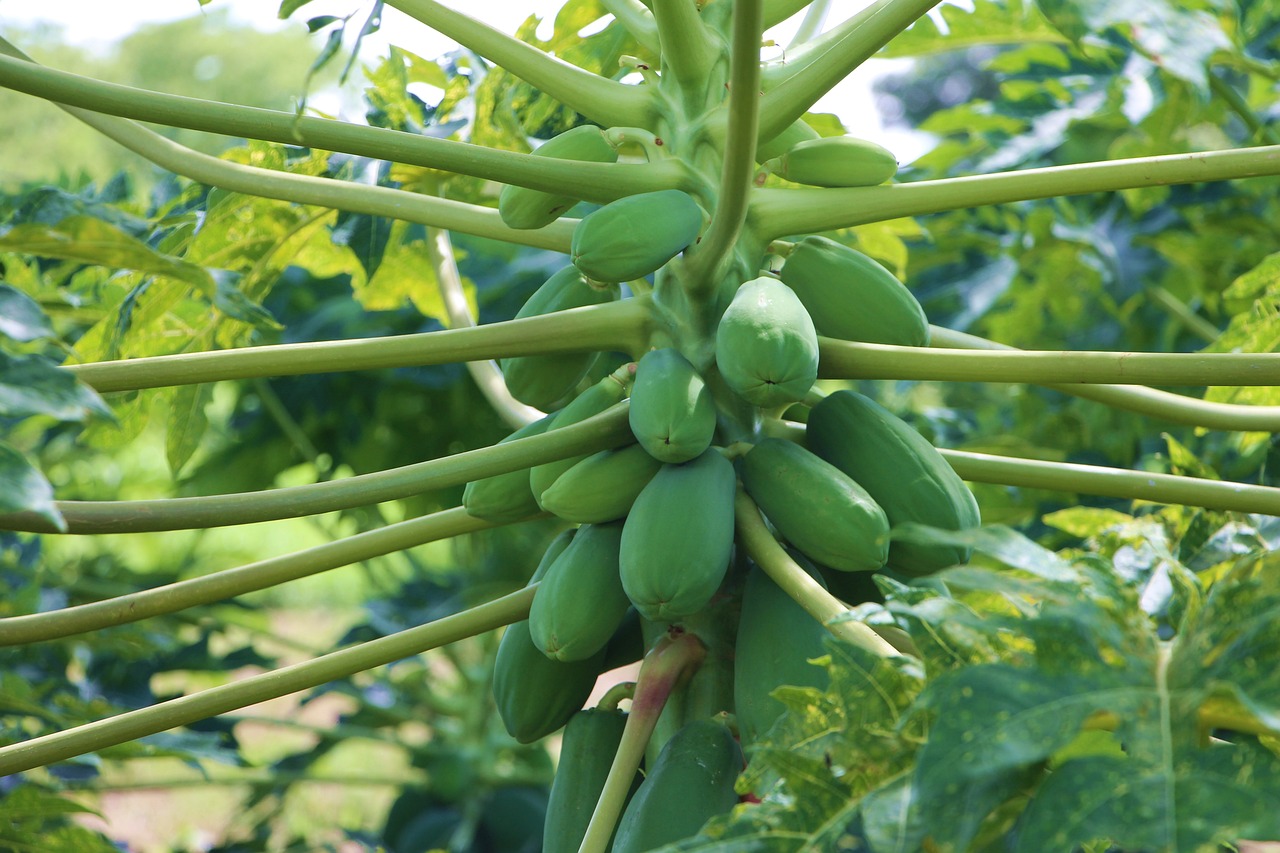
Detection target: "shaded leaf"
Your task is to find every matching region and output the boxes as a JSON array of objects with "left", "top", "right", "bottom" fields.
[
  {"left": 0, "top": 442, "right": 65, "bottom": 531},
  {"left": 0, "top": 283, "right": 54, "bottom": 342},
  {"left": 165, "top": 383, "right": 213, "bottom": 477},
  {"left": 0, "top": 351, "right": 111, "bottom": 422}
]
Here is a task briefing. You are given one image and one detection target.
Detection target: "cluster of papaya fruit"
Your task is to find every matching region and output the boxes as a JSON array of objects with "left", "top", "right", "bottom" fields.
[{"left": 458, "top": 123, "right": 980, "bottom": 850}]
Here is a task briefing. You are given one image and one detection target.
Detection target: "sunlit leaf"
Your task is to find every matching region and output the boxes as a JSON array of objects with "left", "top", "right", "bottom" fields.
[
  {"left": 0, "top": 441, "right": 65, "bottom": 531},
  {"left": 0, "top": 283, "right": 54, "bottom": 342}
]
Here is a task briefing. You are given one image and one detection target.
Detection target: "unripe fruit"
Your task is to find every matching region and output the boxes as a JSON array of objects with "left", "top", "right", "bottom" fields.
[
  {"left": 756, "top": 117, "right": 821, "bottom": 164},
  {"left": 715, "top": 276, "right": 819, "bottom": 409},
  {"left": 768, "top": 135, "right": 898, "bottom": 187},
  {"left": 528, "top": 368, "right": 631, "bottom": 501},
  {"left": 461, "top": 414, "right": 554, "bottom": 522},
  {"left": 529, "top": 522, "right": 630, "bottom": 662},
  {"left": 538, "top": 444, "right": 661, "bottom": 523},
  {"left": 807, "top": 390, "right": 981, "bottom": 574},
  {"left": 628, "top": 348, "right": 717, "bottom": 463},
  {"left": 499, "top": 266, "right": 619, "bottom": 409},
  {"left": 498, "top": 125, "right": 619, "bottom": 230},
  {"left": 780, "top": 235, "right": 929, "bottom": 347},
  {"left": 740, "top": 438, "right": 890, "bottom": 572},
  {"left": 570, "top": 190, "right": 703, "bottom": 282},
  {"left": 620, "top": 448, "right": 736, "bottom": 622}
]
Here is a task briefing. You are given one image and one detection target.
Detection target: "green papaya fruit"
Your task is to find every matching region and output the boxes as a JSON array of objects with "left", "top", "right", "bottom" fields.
[
  {"left": 806, "top": 390, "right": 981, "bottom": 574},
  {"left": 619, "top": 449, "right": 736, "bottom": 622},
  {"left": 493, "top": 529, "right": 604, "bottom": 743},
  {"left": 739, "top": 438, "right": 889, "bottom": 572},
  {"left": 528, "top": 367, "right": 632, "bottom": 502},
  {"left": 499, "top": 266, "right": 620, "bottom": 409},
  {"left": 570, "top": 190, "right": 704, "bottom": 283},
  {"left": 543, "top": 708, "right": 639, "bottom": 853},
  {"left": 538, "top": 444, "right": 662, "bottom": 523},
  {"left": 462, "top": 414, "right": 554, "bottom": 522},
  {"left": 715, "top": 276, "right": 819, "bottom": 409},
  {"left": 779, "top": 235, "right": 929, "bottom": 347},
  {"left": 756, "top": 117, "right": 821, "bottom": 163},
  {"left": 628, "top": 348, "right": 718, "bottom": 464},
  {"left": 530, "top": 522, "right": 631, "bottom": 662},
  {"left": 479, "top": 786, "right": 547, "bottom": 853},
  {"left": 610, "top": 719, "right": 742, "bottom": 853},
  {"left": 767, "top": 135, "right": 898, "bottom": 187},
  {"left": 734, "top": 559, "right": 831, "bottom": 746},
  {"left": 499, "top": 125, "right": 619, "bottom": 230}
]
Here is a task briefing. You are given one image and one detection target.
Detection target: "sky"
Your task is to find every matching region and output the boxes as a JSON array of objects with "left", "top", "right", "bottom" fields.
[{"left": 0, "top": 0, "right": 928, "bottom": 158}]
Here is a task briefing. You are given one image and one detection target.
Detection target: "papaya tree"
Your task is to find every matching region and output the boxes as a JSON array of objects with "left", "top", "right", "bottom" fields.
[{"left": 3, "top": 0, "right": 1280, "bottom": 849}]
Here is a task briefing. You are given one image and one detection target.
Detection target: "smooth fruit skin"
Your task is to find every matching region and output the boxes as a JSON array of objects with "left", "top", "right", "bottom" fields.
[
  {"left": 528, "top": 369, "right": 631, "bottom": 502},
  {"left": 734, "top": 559, "right": 831, "bottom": 747},
  {"left": 771, "top": 135, "right": 898, "bottom": 187},
  {"left": 499, "top": 266, "right": 619, "bottom": 409},
  {"left": 619, "top": 448, "right": 736, "bottom": 622},
  {"left": 806, "top": 390, "right": 981, "bottom": 574},
  {"left": 529, "top": 522, "right": 630, "bottom": 662},
  {"left": 570, "top": 189, "right": 704, "bottom": 283},
  {"left": 715, "top": 276, "right": 819, "bottom": 408},
  {"left": 609, "top": 719, "right": 742, "bottom": 853},
  {"left": 462, "top": 414, "right": 554, "bottom": 522},
  {"left": 538, "top": 444, "right": 662, "bottom": 523},
  {"left": 780, "top": 235, "right": 930, "bottom": 347},
  {"left": 542, "top": 708, "right": 639, "bottom": 853},
  {"left": 498, "top": 125, "right": 619, "bottom": 230},
  {"left": 739, "top": 438, "right": 890, "bottom": 572},
  {"left": 628, "top": 348, "right": 718, "bottom": 463},
  {"left": 493, "top": 530, "right": 605, "bottom": 743}
]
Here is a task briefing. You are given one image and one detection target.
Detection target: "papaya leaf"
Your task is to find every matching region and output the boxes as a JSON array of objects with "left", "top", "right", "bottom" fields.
[
  {"left": 165, "top": 382, "right": 213, "bottom": 477},
  {"left": 0, "top": 283, "right": 54, "bottom": 341},
  {"left": 0, "top": 351, "right": 111, "bottom": 422},
  {"left": 0, "top": 441, "right": 65, "bottom": 531},
  {"left": 881, "top": 0, "right": 1067, "bottom": 59}
]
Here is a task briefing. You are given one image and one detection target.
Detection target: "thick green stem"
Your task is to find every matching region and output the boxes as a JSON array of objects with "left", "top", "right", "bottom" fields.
[
  {"left": 425, "top": 220, "right": 543, "bottom": 428},
  {"left": 818, "top": 337, "right": 1280, "bottom": 387},
  {"left": 941, "top": 449, "right": 1280, "bottom": 516},
  {"left": 577, "top": 631, "right": 707, "bottom": 853},
  {"left": 734, "top": 489, "right": 900, "bottom": 657},
  {"left": 650, "top": 0, "right": 718, "bottom": 91},
  {"left": 68, "top": 299, "right": 651, "bottom": 393},
  {"left": 763, "top": 0, "right": 815, "bottom": 29},
  {"left": 0, "top": 404, "right": 631, "bottom": 534},
  {"left": 0, "top": 45, "right": 682, "bottom": 202},
  {"left": 929, "top": 326, "right": 1280, "bottom": 431},
  {"left": 755, "top": 0, "right": 938, "bottom": 142},
  {"left": 686, "top": 0, "right": 763, "bottom": 292},
  {"left": 0, "top": 587, "right": 535, "bottom": 776},
  {"left": 0, "top": 507, "right": 514, "bottom": 646},
  {"left": 754, "top": 144, "right": 1280, "bottom": 237},
  {"left": 761, "top": 0, "right": 892, "bottom": 90},
  {"left": 788, "top": 0, "right": 833, "bottom": 48},
  {"left": 600, "top": 0, "right": 661, "bottom": 55},
  {"left": 385, "top": 0, "right": 654, "bottom": 129}
]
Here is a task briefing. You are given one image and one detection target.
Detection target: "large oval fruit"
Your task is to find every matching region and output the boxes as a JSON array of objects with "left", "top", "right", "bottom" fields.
[
  {"left": 740, "top": 438, "right": 890, "bottom": 572},
  {"left": 610, "top": 719, "right": 742, "bottom": 853},
  {"left": 538, "top": 444, "right": 661, "bottom": 524},
  {"left": 768, "top": 135, "right": 898, "bottom": 187},
  {"left": 628, "top": 348, "right": 717, "bottom": 463},
  {"left": 715, "top": 276, "right": 819, "bottom": 409},
  {"left": 780, "top": 236, "right": 929, "bottom": 347},
  {"left": 734, "top": 559, "right": 831, "bottom": 747},
  {"left": 619, "top": 449, "right": 736, "bottom": 622},
  {"left": 570, "top": 190, "right": 704, "bottom": 283},
  {"left": 499, "top": 125, "right": 619, "bottom": 230},
  {"left": 462, "top": 414, "right": 554, "bottom": 522},
  {"left": 493, "top": 530, "right": 605, "bottom": 743},
  {"left": 529, "top": 522, "right": 630, "bottom": 662},
  {"left": 528, "top": 367, "right": 631, "bottom": 502},
  {"left": 806, "top": 390, "right": 981, "bottom": 574},
  {"left": 542, "top": 708, "right": 639, "bottom": 853},
  {"left": 499, "top": 266, "right": 619, "bottom": 409}
]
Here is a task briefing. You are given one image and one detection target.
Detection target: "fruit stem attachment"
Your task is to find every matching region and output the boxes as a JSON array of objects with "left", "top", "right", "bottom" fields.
[
  {"left": 686, "top": 0, "right": 764, "bottom": 294},
  {"left": 0, "top": 586, "right": 537, "bottom": 776},
  {"left": 597, "top": 682, "right": 638, "bottom": 711},
  {"left": 734, "top": 489, "right": 900, "bottom": 658},
  {"left": 577, "top": 630, "right": 707, "bottom": 853}
]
